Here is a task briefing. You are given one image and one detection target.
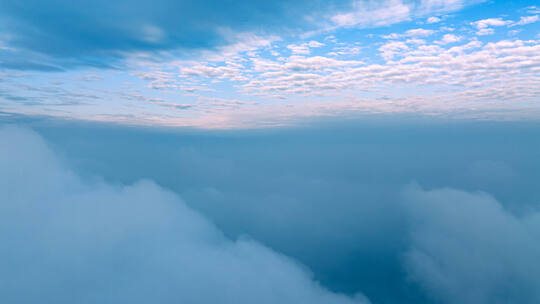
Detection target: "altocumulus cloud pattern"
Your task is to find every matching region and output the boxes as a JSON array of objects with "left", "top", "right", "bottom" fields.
[{"left": 0, "top": 126, "right": 369, "bottom": 304}]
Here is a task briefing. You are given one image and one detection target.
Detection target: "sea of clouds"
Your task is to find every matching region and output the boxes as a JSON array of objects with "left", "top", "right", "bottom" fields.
[
  {"left": 1, "top": 120, "right": 540, "bottom": 304},
  {"left": 0, "top": 126, "right": 370, "bottom": 304}
]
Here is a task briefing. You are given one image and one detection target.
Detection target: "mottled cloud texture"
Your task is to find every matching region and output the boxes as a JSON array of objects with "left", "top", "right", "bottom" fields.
[{"left": 5, "top": 1, "right": 538, "bottom": 126}]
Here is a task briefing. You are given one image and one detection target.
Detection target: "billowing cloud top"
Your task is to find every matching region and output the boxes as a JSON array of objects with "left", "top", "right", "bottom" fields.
[{"left": 0, "top": 125, "right": 370, "bottom": 304}]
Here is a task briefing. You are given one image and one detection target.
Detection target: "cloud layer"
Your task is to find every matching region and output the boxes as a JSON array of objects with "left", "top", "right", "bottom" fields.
[
  {"left": 403, "top": 185, "right": 540, "bottom": 304},
  {"left": 3, "top": 120, "right": 540, "bottom": 304},
  {"left": 0, "top": 0, "right": 477, "bottom": 64},
  {"left": 1, "top": 1, "right": 538, "bottom": 126},
  {"left": 0, "top": 125, "right": 367, "bottom": 304}
]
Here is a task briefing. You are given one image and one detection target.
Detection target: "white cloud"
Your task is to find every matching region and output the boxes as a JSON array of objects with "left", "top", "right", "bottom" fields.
[
  {"left": 381, "top": 33, "right": 402, "bottom": 39},
  {"left": 287, "top": 41, "right": 325, "bottom": 55},
  {"left": 436, "top": 33, "right": 462, "bottom": 44},
  {"left": 508, "top": 29, "right": 521, "bottom": 36},
  {"left": 476, "top": 28, "right": 494, "bottom": 36},
  {"left": 418, "top": 0, "right": 466, "bottom": 14},
  {"left": 181, "top": 64, "right": 245, "bottom": 81},
  {"left": 382, "top": 28, "right": 434, "bottom": 40},
  {"left": 283, "top": 56, "right": 364, "bottom": 71},
  {"left": 202, "top": 32, "right": 280, "bottom": 61},
  {"left": 427, "top": 16, "right": 442, "bottom": 23},
  {"left": 403, "top": 185, "right": 540, "bottom": 304},
  {"left": 245, "top": 38, "right": 540, "bottom": 107},
  {"left": 406, "top": 38, "right": 427, "bottom": 45},
  {"left": 405, "top": 28, "right": 435, "bottom": 37},
  {"left": 472, "top": 18, "right": 513, "bottom": 28},
  {"left": 379, "top": 41, "right": 410, "bottom": 60},
  {"left": 307, "top": 40, "right": 325, "bottom": 48},
  {"left": 287, "top": 44, "right": 311, "bottom": 55},
  {"left": 0, "top": 126, "right": 369, "bottom": 304},
  {"left": 331, "top": 0, "right": 411, "bottom": 28},
  {"left": 527, "top": 6, "right": 540, "bottom": 14},
  {"left": 123, "top": 35, "right": 540, "bottom": 127},
  {"left": 326, "top": 0, "right": 477, "bottom": 32},
  {"left": 472, "top": 18, "right": 513, "bottom": 35},
  {"left": 516, "top": 15, "right": 539, "bottom": 25}
]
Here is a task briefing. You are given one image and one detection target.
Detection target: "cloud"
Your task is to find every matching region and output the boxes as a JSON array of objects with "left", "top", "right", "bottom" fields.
[
  {"left": 475, "top": 28, "right": 494, "bottom": 36},
  {"left": 287, "top": 44, "right": 312, "bottom": 55},
  {"left": 286, "top": 41, "right": 325, "bottom": 55},
  {"left": 435, "top": 34, "right": 462, "bottom": 44},
  {"left": 405, "top": 28, "right": 435, "bottom": 37},
  {"left": 382, "top": 28, "right": 434, "bottom": 40},
  {"left": 379, "top": 41, "right": 410, "bottom": 60},
  {"left": 472, "top": 18, "right": 512, "bottom": 28},
  {"left": 426, "top": 16, "right": 442, "bottom": 23},
  {"left": 4, "top": 119, "right": 540, "bottom": 304},
  {"left": 471, "top": 18, "right": 512, "bottom": 35},
  {"left": 0, "top": 0, "right": 487, "bottom": 72},
  {"left": 5, "top": 30, "right": 539, "bottom": 128},
  {"left": 240, "top": 38, "right": 540, "bottom": 103},
  {"left": 331, "top": 0, "right": 412, "bottom": 28},
  {"left": 403, "top": 185, "right": 540, "bottom": 304},
  {"left": 308, "top": 40, "right": 326, "bottom": 48},
  {"left": 0, "top": 125, "right": 368, "bottom": 304},
  {"left": 330, "top": 0, "right": 475, "bottom": 29},
  {"left": 181, "top": 65, "right": 244, "bottom": 80},
  {"left": 528, "top": 6, "right": 540, "bottom": 14},
  {"left": 515, "top": 15, "right": 539, "bottom": 26},
  {"left": 0, "top": 0, "right": 353, "bottom": 69},
  {"left": 418, "top": 0, "right": 467, "bottom": 14}
]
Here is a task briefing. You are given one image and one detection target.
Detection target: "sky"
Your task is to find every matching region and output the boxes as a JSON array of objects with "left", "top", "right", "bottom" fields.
[
  {"left": 0, "top": 0, "right": 539, "bottom": 128},
  {"left": 1, "top": 1, "right": 540, "bottom": 304}
]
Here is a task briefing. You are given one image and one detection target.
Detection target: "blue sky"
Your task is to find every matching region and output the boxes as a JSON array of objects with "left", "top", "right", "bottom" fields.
[{"left": 0, "top": 0, "right": 539, "bottom": 128}]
